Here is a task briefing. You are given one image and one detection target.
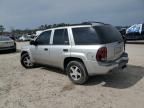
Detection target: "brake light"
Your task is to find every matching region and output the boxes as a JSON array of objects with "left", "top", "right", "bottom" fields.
[{"left": 96, "top": 47, "right": 107, "bottom": 61}]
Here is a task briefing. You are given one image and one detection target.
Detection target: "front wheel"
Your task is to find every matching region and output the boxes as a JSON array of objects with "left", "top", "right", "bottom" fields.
[
  {"left": 66, "top": 61, "right": 89, "bottom": 84},
  {"left": 21, "top": 53, "right": 34, "bottom": 68}
]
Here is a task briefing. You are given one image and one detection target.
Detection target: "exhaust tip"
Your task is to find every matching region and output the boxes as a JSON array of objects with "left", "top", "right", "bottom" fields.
[{"left": 122, "top": 65, "right": 127, "bottom": 69}]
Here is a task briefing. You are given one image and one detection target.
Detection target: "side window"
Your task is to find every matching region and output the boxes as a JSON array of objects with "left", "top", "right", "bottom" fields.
[
  {"left": 142, "top": 25, "right": 144, "bottom": 34},
  {"left": 72, "top": 27, "right": 99, "bottom": 45},
  {"left": 36, "top": 31, "right": 51, "bottom": 45},
  {"left": 53, "top": 29, "right": 69, "bottom": 45}
]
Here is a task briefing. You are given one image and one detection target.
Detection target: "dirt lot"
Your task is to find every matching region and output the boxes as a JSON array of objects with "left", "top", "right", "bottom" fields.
[{"left": 0, "top": 42, "right": 144, "bottom": 108}]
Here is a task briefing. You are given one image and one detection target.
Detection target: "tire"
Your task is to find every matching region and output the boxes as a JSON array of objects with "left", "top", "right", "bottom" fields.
[
  {"left": 66, "top": 61, "right": 89, "bottom": 84},
  {"left": 21, "top": 53, "right": 34, "bottom": 68}
]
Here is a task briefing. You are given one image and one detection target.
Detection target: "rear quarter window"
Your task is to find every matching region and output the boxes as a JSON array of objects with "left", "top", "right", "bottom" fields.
[
  {"left": 72, "top": 27, "right": 100, "bottom": 45},
  {"left": 94, "top": 25, "right": 123, "bottom": 43}
]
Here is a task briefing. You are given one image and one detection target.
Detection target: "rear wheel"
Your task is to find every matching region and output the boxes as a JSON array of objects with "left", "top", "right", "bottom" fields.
[
  {"left": 21, "top": 53, "right": 34, "bottom": 68},
  {"left": 66, "top": 61, "right": 88, "bottom": 84}
]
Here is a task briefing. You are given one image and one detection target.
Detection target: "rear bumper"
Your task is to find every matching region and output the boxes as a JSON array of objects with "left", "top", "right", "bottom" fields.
[
  {"left": 84, "top": 52, "right": 129, "bottom": 75},
  {"left": 0, "top": 46, "right": 16, "bottom": 51}
]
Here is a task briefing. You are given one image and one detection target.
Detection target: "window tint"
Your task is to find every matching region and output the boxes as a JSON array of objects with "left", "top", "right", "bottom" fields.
[
  {"left": 72, "top": 27, "right": 100, "bottom": 45},
  {"left": 142, "top": 25, "right": 144, "bottom": 31},
  {"left": 53, "top": 29, "right": 69, "bottom": 45},
  {"left": 94, "top": 25, "right": 123, "bottom": 43},
  {"left": 36, "top": 31, "right": 51, "bottom": 45},
  {"left": 142, "top": 25, "right": 144, "bottom": 34}
]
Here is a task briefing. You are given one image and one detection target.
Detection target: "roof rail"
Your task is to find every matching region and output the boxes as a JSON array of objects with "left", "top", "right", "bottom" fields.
[
  {"left": 81, "top": 21, "right": 105, "bottom": 25},
  {"left": 47, "top": 23, "right": 92, "bottom": 29},
  {"left": 44, "top": 21, "right": 107, "bottom": 29}
]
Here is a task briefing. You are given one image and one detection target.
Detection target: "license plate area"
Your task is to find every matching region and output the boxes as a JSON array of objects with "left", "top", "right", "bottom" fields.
[
  {"left": 0, "top": 42, "right": 13, "bottom": 47},
  {"left": 115, "top": 46, "right": 122, "bottom": 55}
]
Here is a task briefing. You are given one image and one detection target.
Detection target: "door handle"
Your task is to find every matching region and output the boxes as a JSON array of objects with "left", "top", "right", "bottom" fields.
[
  {"left": 44, "top": 48, "right": 48, "bottom": 51},
  {"left": 63, "top": 49, "right": 68, "bottom": 52}
]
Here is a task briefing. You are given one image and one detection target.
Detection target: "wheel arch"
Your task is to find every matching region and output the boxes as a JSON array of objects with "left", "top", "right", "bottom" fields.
[
  {"left": 21, "top": 50, "right": 34, "bottom": 62},
  {"left": 64, "top": 57, "right": 85, "bottom": 70},
  {"left": 21, "top": 51, "right": 28, "bottom": 57}
]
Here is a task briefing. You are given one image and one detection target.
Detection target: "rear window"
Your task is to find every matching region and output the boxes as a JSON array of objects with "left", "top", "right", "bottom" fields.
[
  {"left": 94, "top": 25, "right": 123, "bottom": 43},
  {"left": 72, "top": 25, "right": 123, "bottom": 45}
]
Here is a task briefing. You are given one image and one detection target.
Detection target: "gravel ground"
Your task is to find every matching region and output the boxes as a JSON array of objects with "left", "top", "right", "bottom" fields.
[{"left": 0, "top": 42, "right": 144, "bottom": 108}]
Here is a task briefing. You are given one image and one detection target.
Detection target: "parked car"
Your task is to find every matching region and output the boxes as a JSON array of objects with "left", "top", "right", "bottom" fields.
[
  {"left": 119, "top": 28, "right": 127, "bottom": 36},
  {"left": 20, "top": 22, "right": 128, "bottom": 84},
  {"left": 9, "top": 35, "right": 16, "bottom": 40},
  {"left": 0, "top": 36, "right": 16, "bottom": 52},
  {"left": 126, "top": 23, "right": 144, "bottom": 40},
  {"left": 18, "top": 35, "right": 31, "bottom": 41}
]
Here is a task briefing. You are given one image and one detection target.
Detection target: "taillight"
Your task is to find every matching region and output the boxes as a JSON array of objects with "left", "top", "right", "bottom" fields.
[{"left": 96, "top": 47, "right": 107, "bottom": 61}]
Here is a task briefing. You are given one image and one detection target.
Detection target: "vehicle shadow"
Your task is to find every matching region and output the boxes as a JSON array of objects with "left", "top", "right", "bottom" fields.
[
  {"left": 85, "top": 65, "right": 144, "bottom": 89},
  {"left": 38, "top": 64, "right": 144, "bottom": 89},
  {"left": 0, "top": 49, "right": 20, "bottom": 54},
  {"left": 40, "top": 65, "right": 66, "bottom": 75}
]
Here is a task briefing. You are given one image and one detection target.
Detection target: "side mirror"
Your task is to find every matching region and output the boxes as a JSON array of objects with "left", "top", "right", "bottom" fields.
[{"left": 30, "top": 40, "right": 37, "bottom": 45}]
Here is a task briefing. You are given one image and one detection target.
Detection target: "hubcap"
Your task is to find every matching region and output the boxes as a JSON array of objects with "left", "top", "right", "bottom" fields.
[
  {"left": 23, "top": 56, "right": 33, "bottom": 67},
  {"left": 70, "top": 66, "right": 82, "bottom": 81}
]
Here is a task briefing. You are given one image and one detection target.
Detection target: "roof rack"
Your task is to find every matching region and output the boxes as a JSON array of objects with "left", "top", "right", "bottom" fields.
[
  {"left": 47, "top": 23, "right": 91, "bottom": 29},
  {"left": 45, "top": 21, "right": 107, "bottom": 29},
  {"left": 81, "top": 21, "right": 105, "bottom": 25}
]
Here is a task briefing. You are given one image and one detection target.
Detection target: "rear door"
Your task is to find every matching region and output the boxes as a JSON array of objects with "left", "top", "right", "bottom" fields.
[
  {"left": 94, "top": 25, "right": 124, "bottom": 61},
  {"left": 49, "top": 28, "right": 71, "bottom": 68}
]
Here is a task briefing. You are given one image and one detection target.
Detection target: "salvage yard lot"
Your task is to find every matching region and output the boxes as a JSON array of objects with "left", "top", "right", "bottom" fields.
[{"left": 0, "top": 42, "right": 144, "bottom": 108}]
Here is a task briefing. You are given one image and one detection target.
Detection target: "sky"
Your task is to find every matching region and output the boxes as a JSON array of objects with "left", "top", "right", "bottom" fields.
[{"left": 0, "top": 0, "right": 144, "bottom": 30}]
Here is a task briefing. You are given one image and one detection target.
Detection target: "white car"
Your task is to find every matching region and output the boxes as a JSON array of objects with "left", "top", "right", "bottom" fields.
[
  {"left": 19, "top": 35, "right": 31, "bottom": 41},
  {"left": 0, "top": 36, "right": 16, "bottom": 52},
  {"left": 21, "top": 22, "right": 128, "bottom": 84}
]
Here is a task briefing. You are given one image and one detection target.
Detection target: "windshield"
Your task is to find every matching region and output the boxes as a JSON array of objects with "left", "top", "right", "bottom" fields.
[
  {"left": 93, "top": 25, "right": 123, "bottom": 44},
  {"left": 0, "top": 36, "right": 12, "bottom": 41}
]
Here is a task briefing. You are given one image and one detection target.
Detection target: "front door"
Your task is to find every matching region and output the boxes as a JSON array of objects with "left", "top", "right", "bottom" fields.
[{"left": 31, "top": 30, "right": 52, "bottom": 65}]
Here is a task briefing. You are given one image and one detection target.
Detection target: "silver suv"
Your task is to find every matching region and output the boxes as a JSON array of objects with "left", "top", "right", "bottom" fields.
[{"left": 21, "top": 22, "right": 128, "bottom": 84}]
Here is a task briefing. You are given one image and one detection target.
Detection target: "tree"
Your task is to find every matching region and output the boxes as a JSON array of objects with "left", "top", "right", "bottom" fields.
[{"left": 0, "top": 25, "right": 5, "bottom": 35}]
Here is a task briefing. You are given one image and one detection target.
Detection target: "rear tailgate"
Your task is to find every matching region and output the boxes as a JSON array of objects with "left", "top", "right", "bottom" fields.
[
  {"left": 93, "top": 24, "right": 124, "bottom": 61},
  {"left": 106, "top": 41, "right": 124, "bottom": 61}
]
